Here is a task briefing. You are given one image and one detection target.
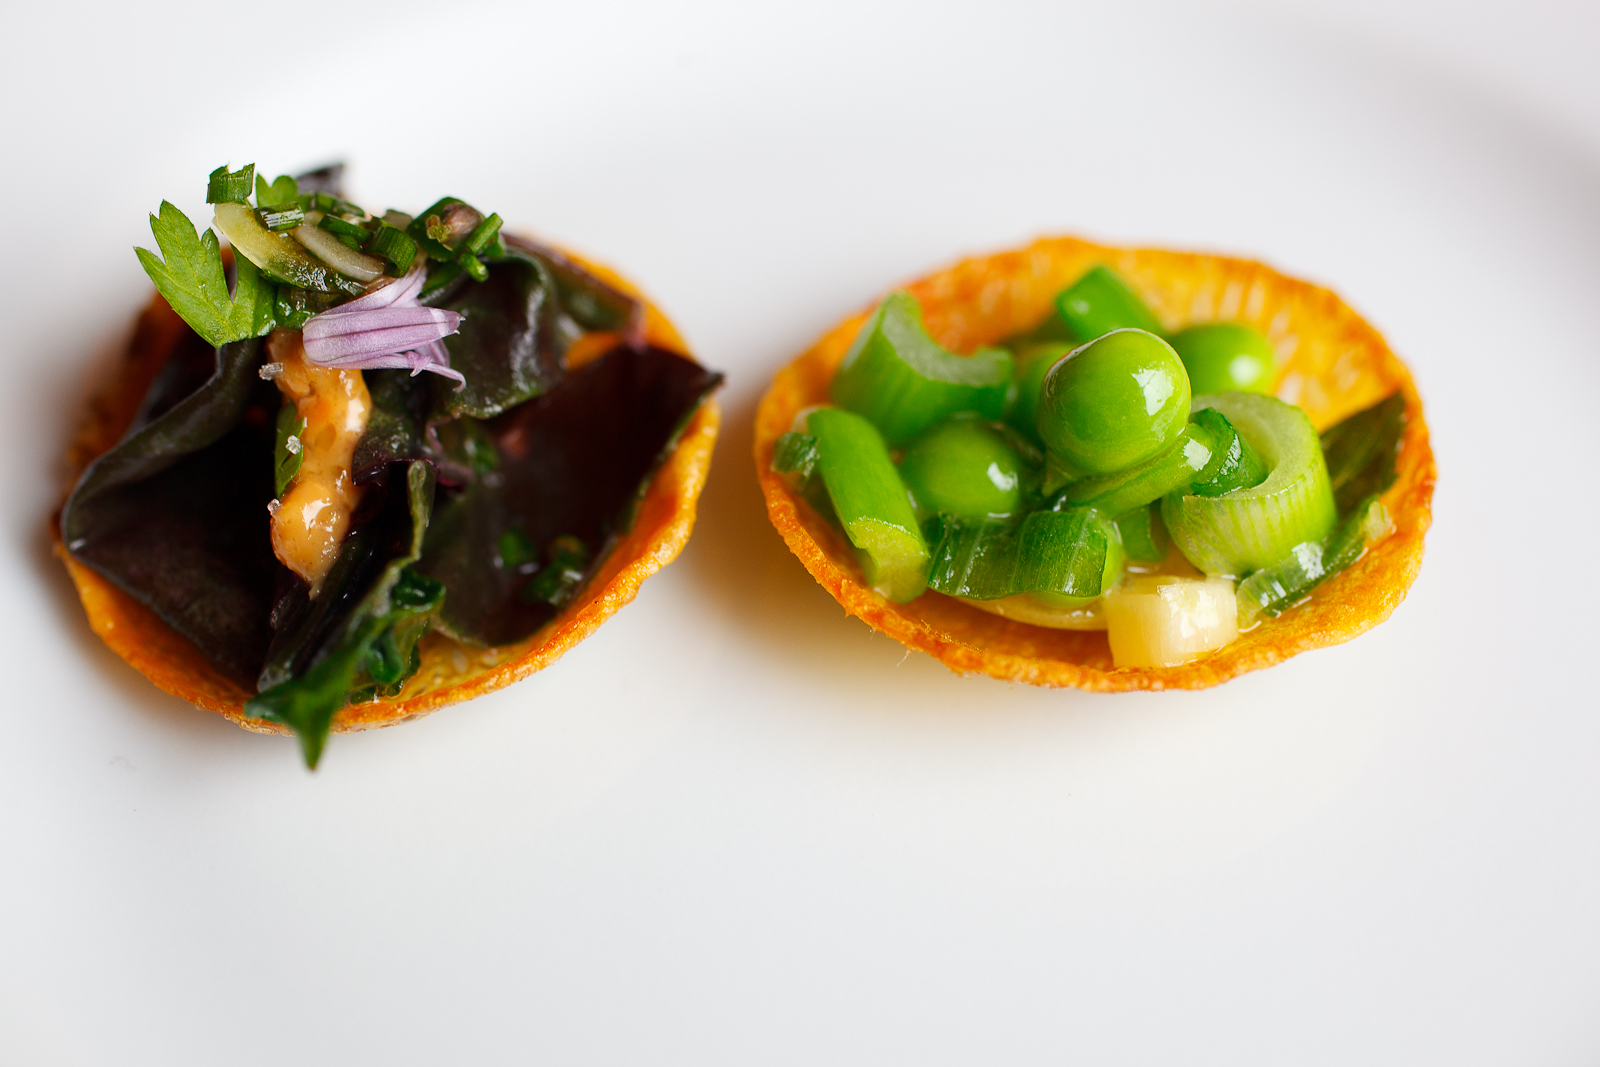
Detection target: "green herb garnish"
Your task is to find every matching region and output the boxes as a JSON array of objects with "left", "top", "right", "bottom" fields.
[
  {"left": 254, "top": 172, "right": 299, "bottom": 208},
  {"left": 134, "top": 201, "right": 274, "bottom": 348},
  {"left": 273, "top": 400, "right": 307, "bottom": 496},
  {"left": 206, "top": 163, "right": 255, "bottom": 205}
]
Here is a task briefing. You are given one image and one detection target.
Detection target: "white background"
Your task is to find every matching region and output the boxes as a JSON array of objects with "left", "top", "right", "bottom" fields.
[{"left": 3, "top": 0, "right": 1598, "bottom": 1062}]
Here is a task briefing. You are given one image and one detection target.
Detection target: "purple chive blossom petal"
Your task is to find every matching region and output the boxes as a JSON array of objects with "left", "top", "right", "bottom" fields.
[{"left": 301, "top": 263, "right": 466, "bottom": 388}]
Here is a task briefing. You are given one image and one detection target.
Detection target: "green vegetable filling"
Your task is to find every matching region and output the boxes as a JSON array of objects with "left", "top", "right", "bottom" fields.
[
  {"left": 776, "top": 271, "right": 1404, "bottom": 662},
  {"left": 830, "top": 291, "right": 1013, "bottom": 447},
  {"left": 807, "top": 407, "right": 929, "bottom": 603},
  {"left": 68, "top": 161, "right": 726, "bottom": 768}
]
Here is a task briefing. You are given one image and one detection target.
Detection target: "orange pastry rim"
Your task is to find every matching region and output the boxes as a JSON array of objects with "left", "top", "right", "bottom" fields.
[{"left": 754, "top": 235, "right": 1433, "bottom": 690}]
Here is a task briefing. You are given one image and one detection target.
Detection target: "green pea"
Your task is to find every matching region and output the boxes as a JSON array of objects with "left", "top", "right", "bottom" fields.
[
  {"left": 1036, "top": 329, "right": 1191, "bottom": 475},
  {"left": 1168, "top": 323, "right": 1275, "bottom": 395},
  {"left": 899, "top": 417, "right": 1025, "bottom": 520},
  {"left": 1005, "top": 342, "right": 1072, "bottom": 447}
]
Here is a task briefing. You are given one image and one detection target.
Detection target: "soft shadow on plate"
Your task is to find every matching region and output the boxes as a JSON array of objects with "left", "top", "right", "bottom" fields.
[
  {"left": 680, "top": 380, "right": 1149, "bottom": 730},
  {"left": 678, "top": 383, "right": 911, "bottom": 673}
]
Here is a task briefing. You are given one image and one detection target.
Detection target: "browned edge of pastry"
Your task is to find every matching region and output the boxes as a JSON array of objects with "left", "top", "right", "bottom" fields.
[
  {"left": 754, "top": 236, "right": 1434, "bottom": 690},
  {"left": 54, "top": 246, "right": 721, "bottom": 733}
]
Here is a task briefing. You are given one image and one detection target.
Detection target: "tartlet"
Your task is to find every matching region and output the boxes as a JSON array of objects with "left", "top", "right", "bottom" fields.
[
  {"left": 57, "top": 163, "right": 721, "bottom": 762},
  {"left": 755, "top": 236, "right": 1433, "bottom": 690}
]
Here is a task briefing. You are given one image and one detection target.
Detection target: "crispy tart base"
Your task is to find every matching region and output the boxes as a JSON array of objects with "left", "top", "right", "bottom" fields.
[
  {"left": 754, "top": 237, "right": 1434, "bottom": 690},
  {"left": 55, "top": 251, "right": 720, "bottom": 733}
]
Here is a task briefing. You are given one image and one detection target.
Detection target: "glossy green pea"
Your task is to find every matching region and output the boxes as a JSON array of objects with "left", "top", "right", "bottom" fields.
[
  {"left": 1005, "top": 342, "right": 1071, "bottom": 447},
  {"left": 1168, "top": 323, "right": 1275, "bottom": 395},
  {"left": 1036, "top": 329, "right": 1191, "bottom": 475},
  {"left": 899, "top": 417, "right": 1025, "bottom": 520}
]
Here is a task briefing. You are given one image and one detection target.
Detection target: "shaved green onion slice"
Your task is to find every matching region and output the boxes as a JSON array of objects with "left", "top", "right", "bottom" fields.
[
  {"left": 1236, "top": 495, "right": 1393, "bottom": 628},
  {"left": 925, "top": 507, "right": 1121, "bottom": 600},
  {"left": 924, "top": 516, "right": 1017, "bottom": 599},
  {"left": 1162, "top": 393, "right": 1336, "bottom": 577},
  {"left": 1018, "top": 509, "right": 1122, "bottom": 598},
  {"left": 1188, "top": 408, "right": 1268, "bottom": 497},
  {"left": 808, "top": 408, "right": 930, "bottom": 602},
  {"left": 831, "top": 291, "right": 1013, "bottom": 447},
  {"left": 1057, "top": 420, "right": 1216, "bottom": 516},
  {"left": 213, "top": 202, "right": 361, "bottom": 294},
  {"left": 290, "top": 222, "right": 386, "bottom": 283}
]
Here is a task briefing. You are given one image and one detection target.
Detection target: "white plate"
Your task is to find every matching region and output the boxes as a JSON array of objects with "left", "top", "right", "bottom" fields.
[{"left": 4, "top": 1, "right": 1599, "bottom": 1062}]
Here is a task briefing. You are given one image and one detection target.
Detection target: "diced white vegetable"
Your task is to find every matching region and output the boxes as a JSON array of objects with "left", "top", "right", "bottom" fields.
[
  {"left": 1102, "top": 575, "right": 1238, "bottom": 668},
  {"left": 963, "top": 594, "right": 1106, "bottom": 630},
  {"left": 290, "top": 222, "right": 386, "bottom": 283},
  {"left": 213, "top": 202, "right": 339, "bottom": 292}
]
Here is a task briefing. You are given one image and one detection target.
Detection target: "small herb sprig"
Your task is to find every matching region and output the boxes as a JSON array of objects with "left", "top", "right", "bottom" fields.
[{"left": 134, "top": 163, "right": 506, "bottom": 348}]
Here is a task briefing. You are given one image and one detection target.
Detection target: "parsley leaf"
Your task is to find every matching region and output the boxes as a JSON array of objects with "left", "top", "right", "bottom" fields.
[
  {"left": 255, "top": 173, "right": 299, "bottom": 208},
  {"left": 135, "top": 201, "right": 275, "bottom": 347}
]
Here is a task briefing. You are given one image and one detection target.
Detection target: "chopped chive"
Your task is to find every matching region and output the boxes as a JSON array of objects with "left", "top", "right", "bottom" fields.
[
  {"left": 366, "top": 223, "right": 418, "bottom": 277},
  {"left": 298, "top": 191, "right": 337, "bottom": 214},
  {"left": 256, "top": 204, "right": 305, "bottom": 232},
  {"left": 462, "top": 212, "right": 503, "bottom": 256},
  {"left": 206, "top": 163, "right": 255, "bottom": 205},
  {"left": 457, "top": 251, "right": 490, "bottom": 282},
  {"left": 317, "top": 214, "right": 370, "bottom": 240},
  {"left": 255, "top": 173, "right": 299, "bottom": 208},
  {"left": 831, "top": 291, "right": 1014, "bottom": 447}
]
